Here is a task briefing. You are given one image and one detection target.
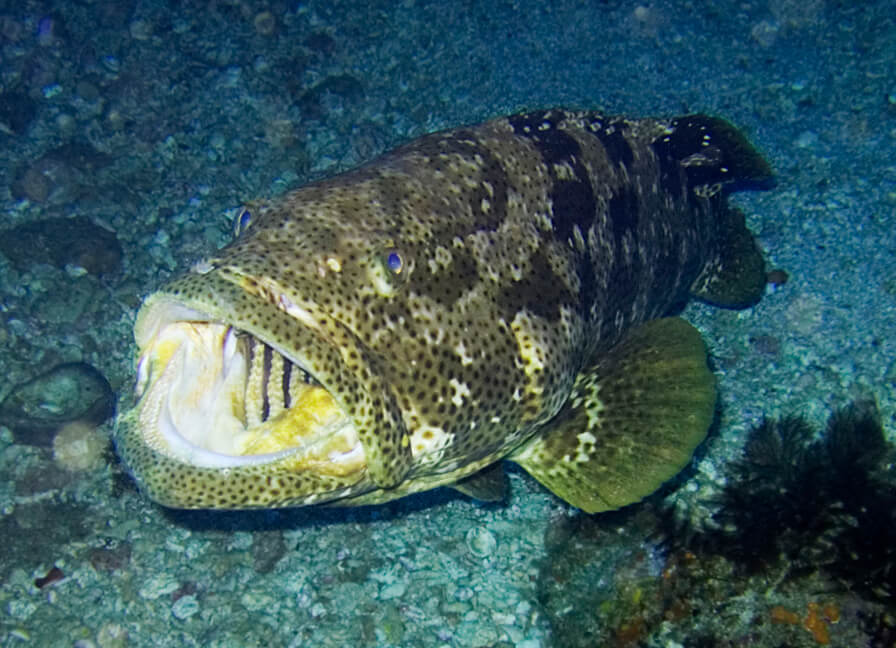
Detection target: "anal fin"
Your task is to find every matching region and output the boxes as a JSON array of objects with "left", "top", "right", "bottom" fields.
[
  {"left": 510, "top": 318, "right": 716, "bottom": 514},
  {"left": 691, "top": 203, "right": 766, "bottom": 309}
]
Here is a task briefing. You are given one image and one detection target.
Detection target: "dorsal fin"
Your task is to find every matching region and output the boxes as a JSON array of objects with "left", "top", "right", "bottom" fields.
[{"left": 654, "top": 114, "right": 774, "bottom": 190}]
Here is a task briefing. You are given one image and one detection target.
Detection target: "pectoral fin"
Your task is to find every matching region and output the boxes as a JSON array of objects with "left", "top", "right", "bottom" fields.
[{"left": 510, "top": 317, "right": 715, "bottom": 513}]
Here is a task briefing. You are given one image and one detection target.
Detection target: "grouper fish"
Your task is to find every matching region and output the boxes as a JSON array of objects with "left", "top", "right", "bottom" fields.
[{"left": 115, "top": 109, "right": 772, "bottom": 512}]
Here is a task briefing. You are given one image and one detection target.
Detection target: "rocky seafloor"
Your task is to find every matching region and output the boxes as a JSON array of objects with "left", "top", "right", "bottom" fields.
[{"left": 0, "top": 0, "right": 894, "bottom": 646}]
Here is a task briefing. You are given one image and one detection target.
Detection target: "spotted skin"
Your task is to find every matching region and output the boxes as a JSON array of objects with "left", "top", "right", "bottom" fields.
[{"left": 115, "top": 109, "right": 771, "bottom": 510}]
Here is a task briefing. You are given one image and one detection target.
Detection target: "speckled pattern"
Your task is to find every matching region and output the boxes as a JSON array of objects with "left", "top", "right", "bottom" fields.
[
  {"left": 116, "top": 110, "right": 766, "bottom": 511},
  {"left": 0, "top": 0, "right": 894, "bottom": 646}
]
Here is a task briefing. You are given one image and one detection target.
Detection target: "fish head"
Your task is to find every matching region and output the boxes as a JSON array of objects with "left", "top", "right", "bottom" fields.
[{"left": 116, "top": 188, "right": 423, "bottom": 509}]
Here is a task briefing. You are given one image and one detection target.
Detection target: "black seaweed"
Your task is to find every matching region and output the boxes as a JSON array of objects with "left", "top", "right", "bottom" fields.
[{"left": 699, "top": 400, "right": 896, "bottom": 600}]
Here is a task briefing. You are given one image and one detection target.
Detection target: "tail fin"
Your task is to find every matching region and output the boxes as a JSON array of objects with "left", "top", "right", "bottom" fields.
[{"left": 653, "top": 115, "right": 772, "bottom": 309}]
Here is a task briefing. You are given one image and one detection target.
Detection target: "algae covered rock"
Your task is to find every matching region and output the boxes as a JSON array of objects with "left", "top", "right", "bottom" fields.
[
  {"left": 0, "top": 216, "right": 122, "bottom": 277},
  {"left": 0, "top": 362, "right": 114, "bottom": 446}
]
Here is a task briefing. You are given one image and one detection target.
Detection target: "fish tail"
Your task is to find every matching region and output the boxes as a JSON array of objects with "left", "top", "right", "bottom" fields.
[{"left": 653, "top": 114, "right": 773, "bottom": 308}]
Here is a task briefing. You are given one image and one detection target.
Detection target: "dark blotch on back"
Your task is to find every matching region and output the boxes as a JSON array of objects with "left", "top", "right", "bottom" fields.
[
  {"left": 508, "top": 112, "right": 581, "bottom": 164},
  {"left": 497, "top": 252, "right": 573, "bottom": 322},
  {"left": 607, "top": 185, "right": 639, "bottom": 243},
  {"left": 508, "top": 112, "right": 597, "bottom": 244},
  {"left": 603, "top": 185, "right": 643, "bottom": 302},
  {"left": 413, "top": 252, "right": 479, "bottom": 307},
  {"left": 588, "top": 119, "right": 634, "bottom": 167},
  {"left": 549, "top": 176, "right": 596, "bottom": 244}
]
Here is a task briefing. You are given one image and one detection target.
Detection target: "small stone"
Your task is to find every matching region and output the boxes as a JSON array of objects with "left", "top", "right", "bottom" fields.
[
  {"left": 0, "top": 90, "right": 37, "bottom": 134},
  {"left": 6, "top": 598, "right": 37, "bottom": 620},
  {"left": 102, "top": 56, "right": 121, "bottom": 73},
  {"left": 96, "top": 622, "right": 128, "bottom": 648},
  {"left": 139, "top": 574, "right": 180, "bottom": 600},
  {"left": 795, "top": 130, "right": 818, "bottom": 148},
  {"left": 751, "top": 20, "right": 779, "bottom": 48},
  {"left": 380, "top": 582, "right": 407, "bottom": 600},
  {"left": 75, "top": 81, "right": 100, "bottom": 102},
  {"left": 106, "top": 109, "right": 126, "bottom": 131},
  {"left": 251, "top": 530, "right": 287, "bottom": 574},
  {"left": 41, "top": 84, "right": 62, "bottom": 99},
  {"left": 516, "top": 640, "right": 541, "bottom": 648},
  {"left": 0, "top": 216, "right": 122, "bottom": 275},
  {"left": 454, "top": 586, "right": 474, "bottom": 601},
  {"left": 55, "top": 112, "right": 76, "bottom": 136},
  {"left": 129, "top": 19, "right": 152, "bottom": 41},
  {"left": 240, "top": 590, "right": 275, "bottom": 612},
  {"left": 0, "top": 362, "right": 115, "bottom": 446},
  {"left": 172, "top": 595, "right": 199, "bottom": 620},
  {"left": 254, "top": 11, "right": 277, "bottom": 36},
  {"left": 53, "top": 421, "right": 108, "bottom": 471},
  {"left": 465, "top": 527, "right": 497, "bottom": 558}
]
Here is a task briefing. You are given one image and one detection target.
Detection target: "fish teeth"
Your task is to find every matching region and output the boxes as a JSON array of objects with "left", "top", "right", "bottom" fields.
[
  {"left": 223, "top": 324, "right": 325, "bottom": 431},
  {"left": 266, "top": 347, "right": 285, "bottom": 419},
  {"left": 222, "top": 327, "right": 239, "bottom": 375},
  {"left": 245, "top": 337, "right": 266, "bottom": 427}
]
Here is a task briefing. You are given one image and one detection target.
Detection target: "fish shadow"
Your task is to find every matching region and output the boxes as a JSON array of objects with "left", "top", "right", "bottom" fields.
[{"left": 160, "top": 484, "right": 498, "bottom": 533}]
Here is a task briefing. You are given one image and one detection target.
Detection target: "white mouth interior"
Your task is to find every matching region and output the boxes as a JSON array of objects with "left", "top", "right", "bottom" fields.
[{"left": 135, "top": 321, "right": 363, "bottom": 470}]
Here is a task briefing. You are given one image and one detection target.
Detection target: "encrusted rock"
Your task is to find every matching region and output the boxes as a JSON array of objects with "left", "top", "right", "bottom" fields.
[
  {"left": 0, "top": 216, "right": 122, "bottom": 277},
  {"left": 0, "top": 362, "right": 114, "bottom": 446}
]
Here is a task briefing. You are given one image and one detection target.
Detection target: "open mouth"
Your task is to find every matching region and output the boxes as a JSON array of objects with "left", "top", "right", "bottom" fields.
[{"left": 133, "top": 319, "right": 365, "bottom": 476}]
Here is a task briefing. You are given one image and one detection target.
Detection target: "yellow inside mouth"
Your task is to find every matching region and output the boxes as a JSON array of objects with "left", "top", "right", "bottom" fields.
[
  {"left": 133, "top": 321, "right": 363, "bottom": 473},
  {"left": 236, "top": 386, "right": 344, "bottom": 454}
]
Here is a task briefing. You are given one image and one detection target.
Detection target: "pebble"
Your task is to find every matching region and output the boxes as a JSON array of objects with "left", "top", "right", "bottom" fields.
[
  {"left": 254, "top": 11, "right": 277, "bottom": 36},
  {"left": 97, "top": 622, "right": 128, "bottom": 648},
  {"left": 172, "top": 595, "right": 199, "bottom": 620},
  {"left": 465, "top": 527, "right": 497, "bottom": 557},
  {"left": 129, "top": 19, "right": 152, "bottom": 41},
  {"left": 516, "top": 640, "right": 542, "bottom": 648},
  {"left": 6, "top": 598, "right": 37, "bottom": 620},
  {"left": 795, "top": 130, "right": 819, "bottom": 149},
  {"left": 454, "top": 586, "right": 474, "bottom": 601},
  {"left": 379, "top": 581, "right": 407, "bottom": 600},
  {"left": 138, "top": 574, "right": 180, "bottom": 600},
  {"left": 240, "top": 590, "right": 275, "bottom": 612}
]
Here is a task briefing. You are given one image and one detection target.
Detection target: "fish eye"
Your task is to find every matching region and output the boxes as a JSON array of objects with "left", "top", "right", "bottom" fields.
[
  {"left": 369, "top": 247, "right": 409, "bottom": 296},
  {"left": 233, "top": 208, "right": 252, "bottom": 237},
  {"left": 385, "top": 249, "right": 404, "bottom": 275}
]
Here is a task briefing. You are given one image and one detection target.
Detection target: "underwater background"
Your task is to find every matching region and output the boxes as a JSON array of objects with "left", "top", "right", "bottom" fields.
[{"left": 1, "top": 0, "right": 895, "bottom": 646}]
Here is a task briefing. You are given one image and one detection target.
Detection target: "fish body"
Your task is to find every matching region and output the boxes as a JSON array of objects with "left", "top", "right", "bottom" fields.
[{"left": 115, "top": 109, "right": 771, "bottom": 511}]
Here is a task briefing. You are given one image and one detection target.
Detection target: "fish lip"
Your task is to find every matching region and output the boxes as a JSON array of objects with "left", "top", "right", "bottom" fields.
[{"left": 128, "top": 294, "right": 361, "bottom": 471}]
